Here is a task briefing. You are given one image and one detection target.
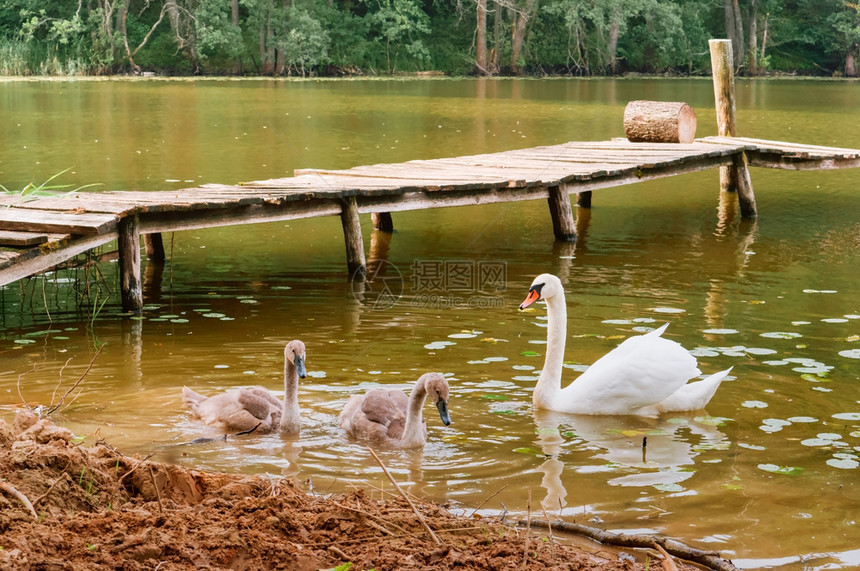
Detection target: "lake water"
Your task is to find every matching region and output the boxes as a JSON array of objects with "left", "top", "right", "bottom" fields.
[{"left": 1, "top": 76, "right": 860, "bottom": 569}]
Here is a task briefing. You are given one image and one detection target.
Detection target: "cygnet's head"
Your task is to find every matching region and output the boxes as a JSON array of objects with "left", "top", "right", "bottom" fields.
[
  {"left": 285, "top": 340, "right": 307, "bottom": 379},
  {"left": 418, "top": 372, "right": 451, "bottom": 427}
]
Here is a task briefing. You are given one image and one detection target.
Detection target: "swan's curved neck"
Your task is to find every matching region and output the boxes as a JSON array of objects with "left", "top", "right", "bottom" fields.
[
  {"left": 399, "top": 380, "right": 428, "bottom": 447},
  {"left": 280, "top": 361, "right": 301, "bottom": 433},
  {"left": 535, "top": 294, "right": 567, "bottom": 408}
]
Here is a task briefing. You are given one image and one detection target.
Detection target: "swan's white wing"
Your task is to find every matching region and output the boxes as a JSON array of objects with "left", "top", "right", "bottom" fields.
[{"left": 561, "top": 328, "right": 701, "bottom": 415}]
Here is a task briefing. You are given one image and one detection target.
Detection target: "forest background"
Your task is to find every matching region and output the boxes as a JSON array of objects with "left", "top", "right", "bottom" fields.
[{"left": 0, "top": 0, "right": 858, "bottom": 78}]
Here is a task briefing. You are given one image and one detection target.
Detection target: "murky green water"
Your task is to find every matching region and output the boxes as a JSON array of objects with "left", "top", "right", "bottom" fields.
[{"left": 2, "top": 77, "right": 860, "bottom": 569}]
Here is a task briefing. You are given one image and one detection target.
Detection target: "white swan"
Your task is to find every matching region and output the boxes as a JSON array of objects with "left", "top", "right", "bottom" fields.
[
  {"left": 338, "top": 372, "right": 451, "bottom": 449},
  {"left": 519, "top": 274, "right": 731, "bottom": 416},
  {"left": 182, "top": 340, "right": 307, "bottom": 434}
]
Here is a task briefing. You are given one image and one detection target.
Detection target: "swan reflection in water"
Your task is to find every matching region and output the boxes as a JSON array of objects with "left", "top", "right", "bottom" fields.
[{"left": 532, "top": 409, "right": 729, "bottom": 512}]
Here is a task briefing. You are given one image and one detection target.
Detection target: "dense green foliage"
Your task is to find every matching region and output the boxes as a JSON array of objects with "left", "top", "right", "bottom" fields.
[{"left": 0, "top": 0, "right": 857, "bottom": 77}]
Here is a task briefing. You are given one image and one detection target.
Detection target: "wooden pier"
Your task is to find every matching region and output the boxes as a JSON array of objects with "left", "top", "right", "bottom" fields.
[{"left": 1, "top": 40, "right": 860, "bottom": 313}]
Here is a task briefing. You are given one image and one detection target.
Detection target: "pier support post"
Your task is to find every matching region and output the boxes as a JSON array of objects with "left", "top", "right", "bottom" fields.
[
  {"left": 576, "top": 190, "right": 592, "bottom": 208},
  {"left": 340, "top": 197, "right": 367, "bottom": 277},
  {"left": 547, "top": 185, "right": 577, "bottom": 242},
  {"left": 710, "top": 38, "right": 758, "bottom": 218},
  {"left": 118, "top": 215, "right": 143, "bottom": 314},
  {"left": 143, "top": 233, "right": 166, "bottom": 262},
  {"left": 371, "top": 212, "right": 394, "bottom": 232}
]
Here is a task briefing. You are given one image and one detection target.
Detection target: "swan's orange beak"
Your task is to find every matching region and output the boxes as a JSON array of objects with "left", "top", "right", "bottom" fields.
[{"left": 519, "top": 288, "right": 541, "bottom": 310}]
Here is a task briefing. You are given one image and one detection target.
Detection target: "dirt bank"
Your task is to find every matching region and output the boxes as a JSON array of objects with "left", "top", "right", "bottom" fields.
[{"left": 0, "top": 410, "right": 706, "bottom": 570}]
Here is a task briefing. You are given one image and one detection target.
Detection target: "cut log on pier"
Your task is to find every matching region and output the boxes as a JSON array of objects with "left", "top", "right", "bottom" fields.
[{"left": 623, "top": 101, "right": 698, "bottom": 144}]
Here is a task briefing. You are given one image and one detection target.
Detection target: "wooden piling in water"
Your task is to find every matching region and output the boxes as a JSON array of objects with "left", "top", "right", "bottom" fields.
[
  {"left": 118, "top": 215, "right": 143, "bottom": 314},
  {"left": 371, "top": 212, "right": 394, "bottom": 232},
  {"left": 547, "top": 184, "right": 577, "bottom": 242},
  {"left": 143, "top": 233, "right": 166, "bottom": 262},
  {"left": 340, "top": 197, "right": 367, "bottom": 277},
  {"left": 709, "top": 38, "right": 758, "bottom": 218}
]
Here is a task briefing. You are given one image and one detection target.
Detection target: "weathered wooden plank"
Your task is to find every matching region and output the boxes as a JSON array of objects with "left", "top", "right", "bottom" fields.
[
  {"left": 0, "top": 233, "right": 116, "bottom": 285},
  {"left": 0, "top": 230, "right": 50, "bottom": 246},
  {"left": 0, "top": 209, "right": 117, "bottom": 235}
]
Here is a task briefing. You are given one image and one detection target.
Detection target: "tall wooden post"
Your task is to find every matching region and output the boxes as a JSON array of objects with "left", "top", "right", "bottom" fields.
[
  {"left": 547, "top": 184, "right": 577, "bottom": 242},
  {"left": 709, "top": 38, "right": 758, "bottom": 218},
  {"left": 340, "top": 197, "right": 367, "bottom": 277},
  {"left": 118, "top": 215, "right": 143, "bottom": 314}
]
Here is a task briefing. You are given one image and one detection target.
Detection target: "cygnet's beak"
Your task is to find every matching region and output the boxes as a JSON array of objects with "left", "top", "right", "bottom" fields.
[
  {"left": 519, "top": 287, "right": 541, "bottom": 310},
  {"left": 436, "top": 398, "right": 451, "bottom": 426},
  {"left": 294, "top": 355, "right": 307, "bottom": 379}
]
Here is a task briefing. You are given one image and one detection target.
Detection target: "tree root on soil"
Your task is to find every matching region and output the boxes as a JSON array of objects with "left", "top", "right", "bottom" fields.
[{"left": 520, "top": 518, "right": 739, "bottom": 571}]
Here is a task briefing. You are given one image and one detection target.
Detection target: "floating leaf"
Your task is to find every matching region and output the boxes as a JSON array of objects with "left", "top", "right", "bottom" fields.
[
  {"left": 481, "top": 394, "right": 508, "bottom": 401},
  {"left": 787, "top": 416, "right": 817, "bottom": 423},
  {"left": 757, "top": 464, "right": 804, "bottom": 475},
  {"left": 839, "top": 349, "right": 860, "bottom": 359},
  {"left": 651, "top": 307, "right": 685, "bottom": 314},
  {"left": 801, "top": 438, "right": 834, "bottom": 447},
  {"left": 520, "top": 350, "right": 542, "bottom": 357},
  {"left": 760, "top": 332, "right": 802, "bottom": 339},
  {"left": 694, "top": 416, "right": 733, "bottom": 427},
  {"left": 833, "top": 412, "right": 860, "bottom": 421},
  {"left": 827, "top": 457, "right": 859, "bottom": 470},
  {"left": 742, "top": 400, "right": 768, "bottom": 409},
  {"left": 703, "top": 328, "right": 739, "bottom": 335},
  {"left": 513, "top": 447, "right": 542, "bottom": 456},
  {"left": 653, "top": 483, "right": 684, "bottom": 492},
  {"left": 424, "top": 341, "right": 455, "bottom": 350},
  {"left": 746, "top": 348, "right": 778, "bottom": 355}
]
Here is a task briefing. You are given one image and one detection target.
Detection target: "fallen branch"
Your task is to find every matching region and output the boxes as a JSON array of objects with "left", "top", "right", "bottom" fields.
[
  {"left": 0, "top": 481, "right": 38, "bottom": 519},
  {"left": 367, "top": 447, "right": 441, "bottom": 545},
  {"left": 655, "top": 541, "right": 680, "bottom": 571},
  {"left": 520, "top": 519, "right": 738, "bottom": 571}
]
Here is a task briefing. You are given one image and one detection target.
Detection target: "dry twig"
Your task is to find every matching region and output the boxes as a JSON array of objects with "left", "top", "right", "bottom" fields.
[
  {"left": 46, "top": 344, "right": 106, "bottom": 416},
  {"left": 0, "top": 481, "right": 38, "bottom": 519},
  {"left": 468, "top": 484, "right": 508, "bottom": 518},
  {"left": 366, "top": 447, "right": 441, "bottom": 545}
]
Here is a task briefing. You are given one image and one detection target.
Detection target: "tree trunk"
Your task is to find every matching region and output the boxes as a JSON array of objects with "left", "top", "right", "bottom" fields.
[
  {"left": 723, "top": 0, "right": 734, "bottom": 50},
  {"left": 731, "top": 0, "right": 745, "bottom": 68},
  {"left": 607, "top": 23, "right": 619, "bottom": 74},
  {"left": 760, "top": 12, "right": 769, "bottom": 59},
  {"left": 747, "top": 0, "right": 757, "bottom": 76},
  {"left": 510, "top": 0, "right": 537, "bottom": 74},
  {"left": 492, "top": 0, "right": 502, "bottom": 73},
  {"left": 623, "top": 101, "right": 698, "bottom": 144},
  {"left": 476, "top": 0, "right": 488, "bottom": 74},
  {"left": 847, "top": 50, "right": 857, "bottom": 77},
  {"left": 232, "top": 0, "right": 241, "bottom": 74}
]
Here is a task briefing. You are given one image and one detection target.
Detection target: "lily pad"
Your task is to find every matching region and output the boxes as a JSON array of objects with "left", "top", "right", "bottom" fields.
[
  {"left": 757, "top": 463, "right": 804, "bottom": 475},
  {"left": 827, "top": 458, "right": 859, "bottom": 469},
  {"left": 839, "top": 349, "right": 860, "bottom": 359},
  {"left": 703, "top": 329, "right": 739, "bottom": 335},
  {"left": 760, "top": 332, "right": 802, "bottom": 339},
  {"left": 833, "top": 412, "right": 860, "bottom": 421},
  {"left": 651, "top": 307, "right": 685, "bottom": 314}
]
